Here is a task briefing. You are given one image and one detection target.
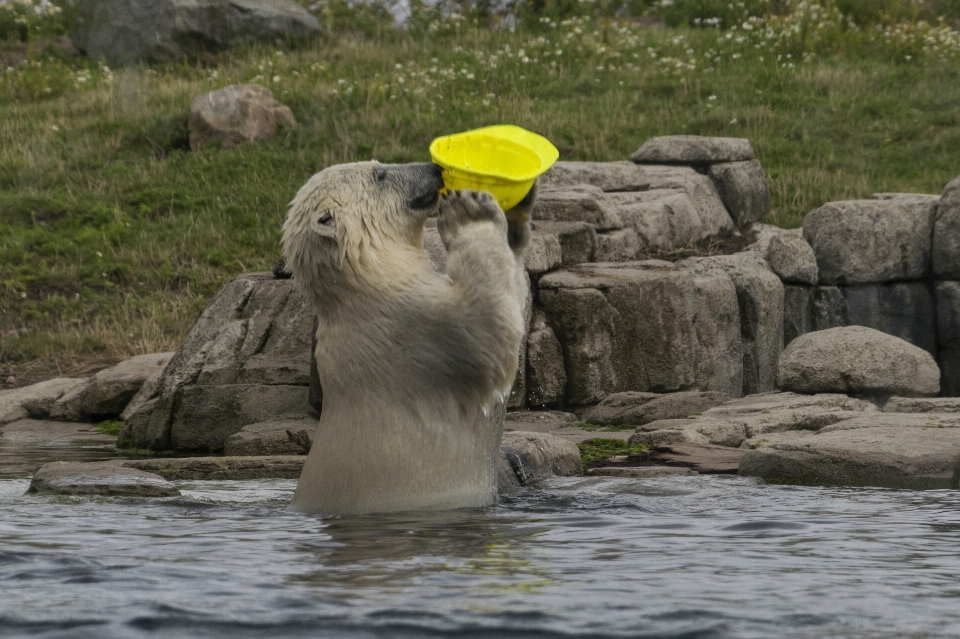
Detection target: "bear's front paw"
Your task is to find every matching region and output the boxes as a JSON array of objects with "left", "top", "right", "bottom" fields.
[{"left": 437, "top": 190, "right": 506, "bottom": 247}]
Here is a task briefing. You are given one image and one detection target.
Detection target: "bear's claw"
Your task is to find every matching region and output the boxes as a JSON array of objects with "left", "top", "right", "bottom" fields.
[{"left": 437, "top": 189, "right": 507, "bottom": 248}]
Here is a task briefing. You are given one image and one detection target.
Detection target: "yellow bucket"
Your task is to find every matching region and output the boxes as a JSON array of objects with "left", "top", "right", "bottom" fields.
[{"left": 429, "top": 125, "right": 559, "bottom": 211}]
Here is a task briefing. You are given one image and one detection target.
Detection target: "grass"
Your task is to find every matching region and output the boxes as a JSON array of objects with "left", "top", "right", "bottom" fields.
[
  {"left": 2, "top": 3, "right": 960, "bottom": 381},
  {"left": 97, "top": 419, "right": 124, "bottom": 436},
  {"left": 578, "top": 437, "right": 650, "bottom": 469}
]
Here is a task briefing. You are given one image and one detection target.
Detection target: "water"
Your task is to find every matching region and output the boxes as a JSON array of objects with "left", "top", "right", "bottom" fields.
[{"left": 1, "top": 475, "right": 959, "bottom": 639}]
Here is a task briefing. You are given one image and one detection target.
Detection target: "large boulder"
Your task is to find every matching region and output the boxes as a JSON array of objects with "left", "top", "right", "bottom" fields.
[
  {"left": 539, "top": 161, "right": 651, "bottom": 192},
  {"left": 776, "top": 326, "right": 940, "bottom": 397},
  {"left": 532, "top": 185, "right": 623, "bottom": 230},
  {"left": 841, "top": 283, "right": 937, "bottom": 355},
  {"left": 677, "top": 252, "right": 784, "bottom": 395},
  {"left": 538, "top": 261, "right": 743, "bottom": 403},
  {"left": 583, "top": 390, "right": 731, "bottom": 426},
  {"left": 531, "top": 221, "right": 596, "bottom": 267},
  {"left": 222, "top": 417, "right": 317, "bottom": 456},
  {"left": 189, "top": 84, "right": 296, "bottom": 151},
  {"left": 707, "top": 160, "right": 771, "bottom": 227},
  {"left": 802, "top": 199, "right": 937, "bottom": 285},
  {"left": 72, "top": 0, "right": 320, "bottom": 63},
  {"left": 764, "top": 234, "right": 818, "bottom": 285},
  {"left": 120, "top": 273, "right": 314, "bottom": 452},
  {"left": 28, "top": 461, "right": 180, "bottom": 496},
  {"left": 937, "top": 281, "right": 960, "bottom": 397},
  {"left": 1, "top": 378, "right": 87, "bottom": 424},
  {"left": 631, "top": 136, "right": 756, "bottom": 164},
  {"left": 500, "top": 431, "right": 582, "bottom": 484},
  {"left": 738, "top": 425, "right": 960, "bottom": 489},
  {"left": 933, "top": 176, "right": 960, "bottom": 278},
  {"left": 81, "top": 353, "right": 174, "bottom": 419},
  {"left": 783, "top": 285, "right": 813, "bottom": 345},
  {"left": 525, "top": 311, "right": 567, "bottom": 407}
]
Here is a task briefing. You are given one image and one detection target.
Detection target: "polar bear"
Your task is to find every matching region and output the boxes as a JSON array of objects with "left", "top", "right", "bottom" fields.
[{"left": 281, "top": 161, "right": 533, "bottom": 515}]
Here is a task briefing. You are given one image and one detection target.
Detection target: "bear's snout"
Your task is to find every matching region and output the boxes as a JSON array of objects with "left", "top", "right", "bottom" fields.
[{"left": 407, "top": 163, "right": 445, "bottom": 211}]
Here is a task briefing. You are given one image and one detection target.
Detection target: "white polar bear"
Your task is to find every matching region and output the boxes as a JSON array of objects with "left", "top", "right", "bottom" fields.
[{"left": 281, "top": 161, "right": 533, "bottom": 514}]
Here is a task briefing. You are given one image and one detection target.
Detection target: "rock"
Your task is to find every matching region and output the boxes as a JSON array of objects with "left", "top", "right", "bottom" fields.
[
  {"left": 631, "top": 136, "right": 756, "bottom": 164},
  {"left": 933, "top": 175, "right": 960, "bottom": 278},
  {"left": 765, "top": 234, "right": 818, "bottom": 285},
  {"left": 738, "top": 426, "right": 960, "bottom": 489},
  {"left": 644, "top": 442, "right": 746, "bottom": 473},
  {"left": 497, "top": 456, "right": 522, "bottom": 492},
  {"left": 539, "top": 262, "right": 742, "bottom": 403},
  {"left": 539, "top": 161, "right": 651, "bottom": 192},
  {"left": 119, "top": 353, "right": 173, "bottom": 420},
  {"left": 583, "top": 390, "right": 731, "bottom": 426},
  {"left": 813, "top": 286, "right": 848, "bottom": 331},
  {"left": 885, "top": 397, "right": 960, "bottom": 413},
  {"left": 841, "top": 283, "right": 937, "bottom": 355},
  {"left": 937, "top": 281, "right": 960, "bottom": 396},
  {"left": 685, "top": 267, "right": 744, "bottom": 397},
  {"left": 816, "top": 412, "right": 960, "bottom": 434},
  {"left": 633, "top": 166, "right": 735, "bottom": 239},
  {"left": 170, "top": 384, "right": 310, "bottom": 451},
  {"left": 776, "top": 326, "right": 941, "bottom": 397},
  {"left": 121, "top": 455, "right": 305, "bottom": 480},
  {"left": 525, "top": 312, "right": 567, "bottom": 407},
  {"left": 2, "top": 378, "right": 88, "bottom": 424},
  {"left": 606, "top": 190, "right": 703, "bottom": 251},
  {"left": 28, "top": 461, "right": 179, "bottom": 497},
  {"left": 524, "top": 233, "right": 562, "bottom": 274},
  {"left": 740, "top": 430, "right": 815, "bottom": 449},
  {"left": 72, "top": 0, "right": 320, "bottom": 63},
  {"left": 783, "top": 285, "right": 814, "bottom": 345},
  {"left": 127, "top": 273, "right": 314, "bottom": 451},
  {"left": 531, "top": 221, "right": 596, "bottom": 267},
  {"left": 706, "top": 391, "right": 875, "bottom": 416},
  {"left": 505, "top": 410, "right": 578, "bottom": 423},
  {"left": 532, "top": 186, "right": 623, "bottom": 230},
  {"left": 500, "top": 431, "right": 583, "bottom": 484},
  {"left": 117, "top": 397, "right": 157, "bottom": 449},
  {"left": 707, "top": 160, "right": 771, "bottom": 227},
  {"left": 48, "top": 380, "right": 92, "bottom": 422},
  {"left": 871, "top": 193, "right": 940, "bottom": 203},
  {"left": 802, "top": 199, "right": 937, "bottom": 285},
  {"left": 588, "top": 466, "right": 697, "bottom": 478},
  {"left": 678, "top": 252, "right": 784, "bottom": 395},
  {"left": 628, "top": 417, "right": 747, "bottom": 448},
  {"left": 595, "top": 228, "right": 640, "bottom": 262},
  {"left": 189, "top": 84, "right": 296, "bottom": 151},
  {"left": 80, "top": 353, "right": 174, "bottom": 419},
  {"left": 508, "top": 273, "right": 534, "bottom": 410},
  {"left": 222, "top": 417, "right": 317, "bottom": 456},
  {"left": 0, "top": 419, "right": 119, "bottom": 476}
]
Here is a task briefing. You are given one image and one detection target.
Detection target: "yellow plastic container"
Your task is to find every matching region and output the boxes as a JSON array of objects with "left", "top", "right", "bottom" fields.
[{"left": 429, "top": 125, "right": 559, "bottom": 211}]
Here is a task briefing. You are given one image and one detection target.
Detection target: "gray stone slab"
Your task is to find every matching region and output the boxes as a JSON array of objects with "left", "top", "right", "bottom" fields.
[
  {"left": 842, "top": 282, "right": 937, "bottom": 355},
  {"left": 708, "top": 160, "right": 771, "bottom": 227},
  {"left": 584, "top": 390, "right": 731, "bottom": 426},
  {"left": 539, "top": 161, "right": 652, "bottom": 192},
  {"left": 885, "top": 397, "right": 960, "bottom": 413},
  {"left": 631, "top": 136, "right": 756, "bottom": 164},
  {"left": 222, "top": 417, "right": 317, "bottom": 456},
  {"left": 531, "top": 221, "right": 597, "bottom": 267},
  {"left": 765, "top": 234, "right": 818, "bottom": 285},
  {"left": 533, "top": 186, "right": 623, "bottom": 230},
  {"left": 933, "top": 175, "right": 960, "bottom": 279},
  {"left": 500, "top": 431, "right": 583, "bottom": 485},
  {"left": 784, "top": 285, "right": 814, "bottom": 345},
  {"left": 525, "top": 312, "right": 567, "bottom": 407},
  {"left": 28, "top": 461, "right": 179, "bottom": 496},
  {"left": 803, "top": 199, "right": 937, "bottom": 285},
  {"left": 738, "top": 425, "right": 960, "bottom": 489},
  {"left": 3, "top": 378, "right": 88, "bottom": 425},
  {"left": 777, "top": 326, "right": 940, "bottom": 397}
]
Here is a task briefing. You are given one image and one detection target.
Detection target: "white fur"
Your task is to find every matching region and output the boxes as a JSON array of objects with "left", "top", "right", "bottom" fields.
[{"left": 281, "top": 162, "right": 529, "bottom": 514}]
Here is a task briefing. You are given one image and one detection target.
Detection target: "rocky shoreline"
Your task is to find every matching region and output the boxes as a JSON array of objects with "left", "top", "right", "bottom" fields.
[{"left": 2, "top": 134, "right": 959, "bottom": 497}]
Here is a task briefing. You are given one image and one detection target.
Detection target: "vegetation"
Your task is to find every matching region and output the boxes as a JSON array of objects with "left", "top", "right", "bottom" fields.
[
  {"left": 97, "top": 419, "right": 124, "bottom": 436},
  {"left": 2, "top": 0, "right": 960, "bottom": 380},
  {"left": 578, "top": 437, "right": 649, "bottom": 469}
]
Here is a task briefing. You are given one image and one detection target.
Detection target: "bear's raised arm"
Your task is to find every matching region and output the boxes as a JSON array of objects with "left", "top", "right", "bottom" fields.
[{"left": 436, "top": 190, "right": 529, "bottom": 396}]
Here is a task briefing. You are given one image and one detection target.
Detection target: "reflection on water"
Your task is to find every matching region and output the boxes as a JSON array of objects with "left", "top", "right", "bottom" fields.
[{"left": 1, "top": 475, "right": 960, "bottom": 639}]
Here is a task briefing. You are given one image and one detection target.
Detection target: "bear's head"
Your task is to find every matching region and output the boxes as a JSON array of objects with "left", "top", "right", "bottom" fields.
[{"left": 282, "top": 161, "right": 444, "bottom": 300}]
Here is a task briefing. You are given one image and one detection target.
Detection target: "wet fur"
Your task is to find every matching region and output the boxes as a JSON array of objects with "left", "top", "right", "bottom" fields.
[{"left": 281, "top": 161, "right": 532, "bottom": 514}]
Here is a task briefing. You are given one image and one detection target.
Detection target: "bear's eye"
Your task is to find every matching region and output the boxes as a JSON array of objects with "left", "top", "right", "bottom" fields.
[
  {"left": 317, "top": 212, "right": 333, "bottom": 226},
  {"left": 373, "top": 167, "right": 388, "bottom": 185}
]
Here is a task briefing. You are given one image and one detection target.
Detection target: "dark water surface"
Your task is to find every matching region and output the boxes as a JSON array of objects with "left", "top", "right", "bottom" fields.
[{"left": 1, "top": 476, "right": 959, "bottom": 639}]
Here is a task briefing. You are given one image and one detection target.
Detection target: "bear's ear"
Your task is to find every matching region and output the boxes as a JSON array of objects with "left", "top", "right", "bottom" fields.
[{"left": 311, "top": 209, "right": 338, "bottom": 239}]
